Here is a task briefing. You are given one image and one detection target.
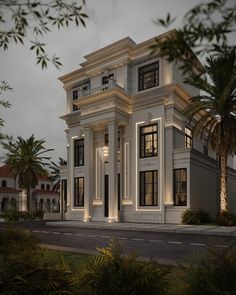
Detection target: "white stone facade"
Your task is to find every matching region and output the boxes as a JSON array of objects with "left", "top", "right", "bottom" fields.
[{"left": 59, "top": 32, "right": 236, "bottom": 224}]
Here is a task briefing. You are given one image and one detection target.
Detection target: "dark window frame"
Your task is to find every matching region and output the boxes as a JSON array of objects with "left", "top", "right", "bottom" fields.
[
  {"left": 140, "top": 123, "right": 158, "bottom": 158},
  {"left": 61, "top": 179, "right": 67, "bottom": 212},
  {"left": 102, "top": 73, "right": 114, "bottom": 85},
  {"left": 139, "top": 170, "right": 158, "bottom": 206},
  {"left": 174, "top": 168, "right": 187, "bottom": 206},
  {"left": 138, "top": 61, "right": 159, "bottom": 91},
  {"left": 72, "top": 90, "right": 79, "bottom": 112},
  {"left": 1, "top": 180, "right": 7, "bottom": 187},
  {"left": 74, "top": 139, "right": 84, "bottom": 167},
  {"left": 74, "top": 177, "right": 84, "bottom": 207},
  {"left": 185, "top": 126, "right": 193, "bottom": 148}
]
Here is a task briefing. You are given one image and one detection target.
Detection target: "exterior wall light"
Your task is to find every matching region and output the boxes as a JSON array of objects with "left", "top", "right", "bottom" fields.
[{"left": 103, "top": 145, "right": 109, "bottom": 162}]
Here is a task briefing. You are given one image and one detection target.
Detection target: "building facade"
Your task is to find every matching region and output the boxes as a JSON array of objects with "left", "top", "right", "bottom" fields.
[
  {"left": 0, "top": 165, "right": 60, "bottom": 214},
  {"left": 59, "top": 32, "right": 236, "bottom": 224}
]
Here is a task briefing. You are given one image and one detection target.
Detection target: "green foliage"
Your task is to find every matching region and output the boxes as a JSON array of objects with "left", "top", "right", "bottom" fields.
[
  {"left": 78, "top": 238, "right": 170, "bottom": 295},
  {"left": 182, "top": 209, "right": 211, "bottom": 225},
  {"left": 49, "top": 157, "right": 67, "bottom": 192},
  {"left": 152, "top": 0, "right": 236, "bottom": 73},
  {"left": 0, "top": 226, "right": 78, "bottom": 295},
  {"left": 0, "top": 0, "right": 88, "bottom": 69},
  {"left": 182, "top": 244, "right": 236, "bottom": 295},
  {"left": 3, "top": 209, "right": 45, "bottom": 221},
  {"left": 0, "top": 80, "right": 12, "bottom": 127},
  {"left": 216, "top": 211, "right": 236, "bottom": 226}
]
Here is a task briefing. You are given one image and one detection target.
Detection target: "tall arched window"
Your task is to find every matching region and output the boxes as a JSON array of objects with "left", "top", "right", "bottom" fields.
[
  {"left": 2, "top": 180, "right": 7, "bottom": 187},
  {"left": 41, "top": 183, "right": 45, "bottom": 190}
]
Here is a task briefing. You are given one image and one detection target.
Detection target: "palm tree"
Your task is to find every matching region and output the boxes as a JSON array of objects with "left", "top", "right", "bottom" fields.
[
  {"left": 2, "top": 134, "right": 53, "bottom": 212},
  {"left": 49, "top": 157, "right": 67, "bottom": 192},
  {"left": 185, "top": 49, "right": 236, "bottom": 212}
]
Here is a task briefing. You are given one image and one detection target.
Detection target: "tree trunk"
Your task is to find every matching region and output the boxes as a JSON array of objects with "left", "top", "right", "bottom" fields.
[
  {"left": 220, "top": 152, "right": 228, "bottom": 212},
  {"left": 27, "top": 187, "right": 31, "bottom": 213}
]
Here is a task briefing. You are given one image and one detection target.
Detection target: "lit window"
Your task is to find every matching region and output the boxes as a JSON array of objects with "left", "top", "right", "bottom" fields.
[
  {"left": 74, "top": 139, "right": 84, "bottom": 166},
  {"left": 138, "top": 61, "right": 159, "bottom": 91},
  {"left": 174, "top": 169, "right": 187, "bottom": 206},
  {"left": 140, "top": 124, "right": 158, "bottom": 158},
  {"left": 140, "top": 170, "right": 158, "bottom": 206},
  {"left": 185, "top": 127, "right": 192, "bottom": 148},
  {"left": 74, "top": 177, "right": 84, "bottom": 207}
]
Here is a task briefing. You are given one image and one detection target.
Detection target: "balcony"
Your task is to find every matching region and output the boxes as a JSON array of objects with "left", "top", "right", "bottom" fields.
[{"left": 76, "top": 80, "right": 125, "bottom": 100}]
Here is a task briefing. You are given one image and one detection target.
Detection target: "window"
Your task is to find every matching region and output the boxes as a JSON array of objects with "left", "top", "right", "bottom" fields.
[
  {"left": 185, "top": 127, "right": 192, "bottom": 148},
  {"left": 61, "top": 179, "right": 67, "bottom": 213},
  {"left": 102, "top": 74, "right": 114, "bottom": 85},
  {"left": 46, "top": 184, "right": 50, "bottom": 190},
  {"left": 2, "top": 180, "right": 7, "bottom": 187},
  {"left": 140, "top": 170, "right": 158, "bottom": 206},
  {"left": 72, "top": 90, "right": 79, "bottom": 111},
  {"left": 140, "top": 124, "right": 158, "bottom": 158},
  {"left": 174, "top": 169, "right": 187, "bottom": 206},
  {"left": 74, "top": 177, "right": 84, "bottom": 207},
  {"left": 74, "top": 139, "right": 84, "bottom": 166},
  {"left": 203, "top": 138, "right": 208, "bottom": 155},
  {"left": 138, "top": 61, "right": 159, "bottom": 91},
  {"left": 41, "top": 183, "right": 45, "bottom": 190}
]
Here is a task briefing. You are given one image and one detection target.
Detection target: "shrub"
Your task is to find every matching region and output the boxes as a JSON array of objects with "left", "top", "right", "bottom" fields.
[
  {"left": 0, "top": 226, "right": 78, "bottom": 295},
  {"left": 216, "top": 211, "right": 236, "bottom": 226},
  {"left": 3, "top": 209, "right": 19, "bottom": 221},
  {"left": 78, "top": 238, "right": 170, "bottom": 295},
  {"left": 182, "top": 209, "right": 211, "bottom": 225},
  {"left": 182, "top": 244, "right": 236, "bottom": 295}
]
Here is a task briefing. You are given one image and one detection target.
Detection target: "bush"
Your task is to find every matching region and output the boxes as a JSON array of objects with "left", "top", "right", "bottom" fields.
[
  {"left": 78, "top": 238, "right": 170, "bottom": 295},
  {"left": 216, "top": 211, "right": 236, "bottom": 226},
  {"left": 182, "top": 209, "right": 211, "bottom": 225},
  {"left": 182, "top": 245, "right": 236, "bottom": 295},
  {"left": 0, "top": 226, "right": 78, "bottom": 295},
  {"left": 3, "top": 209, "right": 19, "bottom": 221}
]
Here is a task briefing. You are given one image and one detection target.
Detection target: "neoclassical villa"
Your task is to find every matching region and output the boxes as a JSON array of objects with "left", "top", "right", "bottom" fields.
[
  {"left": 0, "top": 164, "right": 60, "bottom": 214},
  {"left": 59, "top": 31, "right": 236, "bottom": 224}
]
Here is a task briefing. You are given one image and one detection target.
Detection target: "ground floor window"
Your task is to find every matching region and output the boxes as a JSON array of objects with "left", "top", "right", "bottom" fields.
[
  {"left": 140, "top": 170, "right": 158, "bottom": 206},
  {"left": 74, "top": 177, "right": 84, "bottom": 207},
  {"left": 174, "top": 168, "right": 187, "bottom": 206}
]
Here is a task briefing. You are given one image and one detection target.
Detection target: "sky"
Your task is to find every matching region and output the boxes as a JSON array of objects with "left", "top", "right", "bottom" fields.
[{"left": 0, "top": 0, "right": 201, "bottom": 163}]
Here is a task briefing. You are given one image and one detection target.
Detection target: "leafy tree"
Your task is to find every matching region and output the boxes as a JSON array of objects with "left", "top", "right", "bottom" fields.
[
  {"left": 184, "top": 50, "right": 236, "bottom": 212},
  {"left": 2, "top": 134, "right": 53, "bottom": 212},
  {"left": 78, "top": 238, "right": 170, "bottom": 295},
  {"left": 151, "top": 0, "right": 236, "bottom": 73},
  {"left": 49, "top": 157, "right": 67, "bottom": 192},
  {"left": 0, "top": 80, "right": 12, "bottom": 127},
  {"left": 0, "top": 0, "right": 88, "bottom": 69}
]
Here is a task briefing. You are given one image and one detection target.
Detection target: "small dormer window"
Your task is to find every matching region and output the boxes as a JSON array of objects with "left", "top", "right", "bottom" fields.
[
  {"left": 138, "top": 61, "right": 159, "bottom": 91},
  {"left": 102, "top": 74, "right": 114, "bottom": 85}
]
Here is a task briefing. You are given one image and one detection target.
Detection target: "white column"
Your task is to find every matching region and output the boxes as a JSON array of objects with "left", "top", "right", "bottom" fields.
[
  {"left": 108, "top": 121, "right": 118, "bottom": 222},
  {"left": 84, "top": 127, "right": 94, "bottom": 221}
]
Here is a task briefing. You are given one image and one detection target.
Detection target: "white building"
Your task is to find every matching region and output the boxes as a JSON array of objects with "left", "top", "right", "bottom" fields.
[
  {"left": 59, "top": 31, "right": 236, "bottom": 224},
  {"left": 0, "top": 164, "right": 60, "bottom": 214}
]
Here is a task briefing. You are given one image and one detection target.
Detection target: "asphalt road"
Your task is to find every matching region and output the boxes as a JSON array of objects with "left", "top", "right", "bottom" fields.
[{"left": 1, "top": 221, "right": 236, "bottom": 265}]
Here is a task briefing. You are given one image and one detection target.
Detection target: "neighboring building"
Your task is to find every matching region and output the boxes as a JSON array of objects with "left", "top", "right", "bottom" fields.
[
  {"left": 59, "top": 31, "right": 236, "bottom": 224},
  {"left": 0, "top": 164, "right": 60, "bottom": 214}
]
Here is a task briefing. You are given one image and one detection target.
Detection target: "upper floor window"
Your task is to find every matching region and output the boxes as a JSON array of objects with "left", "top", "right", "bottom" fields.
[
  {"left": 203, "top": 138, "right": 208, "bottom": 155},
  {"left": 174, "top": 168, "right": 187, "bottom": 206},
  {"left": 102, "top": 74, "right": 114, "bottom": 85},
  {"left": 140, "top": 170, "right": 158, "bottom": 206},
  {"left": 72, "top": 90, "right": 79, "bottom": 111},
  {"left": 74, "top": 139, "right": 84, "bottom": 167},
  {"left": 41, "top": 183, "right": 45, "bottom": 190},
  {"left": 1, "top": 180, "right": 7, "bottom": 187},
  {"left": 140, "top": 124, "right": 158, "bottom": 158},
  {"left": 46, "top": 184, "right": 50, "bottom": 190},
  {"left": 138, "top": 61, "right": 159, "bottom": 91},
  {"left": 74, "top": 177, "right": 84, "bottom": 207},
  {"left": 185, "top": 126, "right": 192, "bottom": 148}
]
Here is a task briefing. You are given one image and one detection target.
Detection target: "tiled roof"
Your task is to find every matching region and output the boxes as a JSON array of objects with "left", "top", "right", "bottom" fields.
[
  {"left": 0, "top": 187, "right": 21, "bottom": 194},
  {"left": 33, "top": 189, "right": 59, "bottom": 196},
  {"left": 0, "top": 165, "right": 15, "bottom": 177}
]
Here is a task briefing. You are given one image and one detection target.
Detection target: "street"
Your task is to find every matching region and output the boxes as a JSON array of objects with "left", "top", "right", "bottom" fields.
[{"left": 1, "top": 221, "right": 235, "bottom": 265}]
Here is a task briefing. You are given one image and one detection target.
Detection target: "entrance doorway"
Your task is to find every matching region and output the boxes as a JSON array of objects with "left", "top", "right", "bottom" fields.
[{"left": 104, "top": 175, "right": 109, "bottom": 217}]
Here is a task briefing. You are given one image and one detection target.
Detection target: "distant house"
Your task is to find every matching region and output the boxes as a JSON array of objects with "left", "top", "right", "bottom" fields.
[
  {"left": 0, "top": 164, "right": 60, "bottom": 214},
  {"left": 59, "top": 31, "right": 236, "bottom": 224}
]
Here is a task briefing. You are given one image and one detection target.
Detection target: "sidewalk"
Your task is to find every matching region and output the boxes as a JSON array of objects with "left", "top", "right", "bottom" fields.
[{"left": 46, "top": 220, "right": 236, "bottom": 237}]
